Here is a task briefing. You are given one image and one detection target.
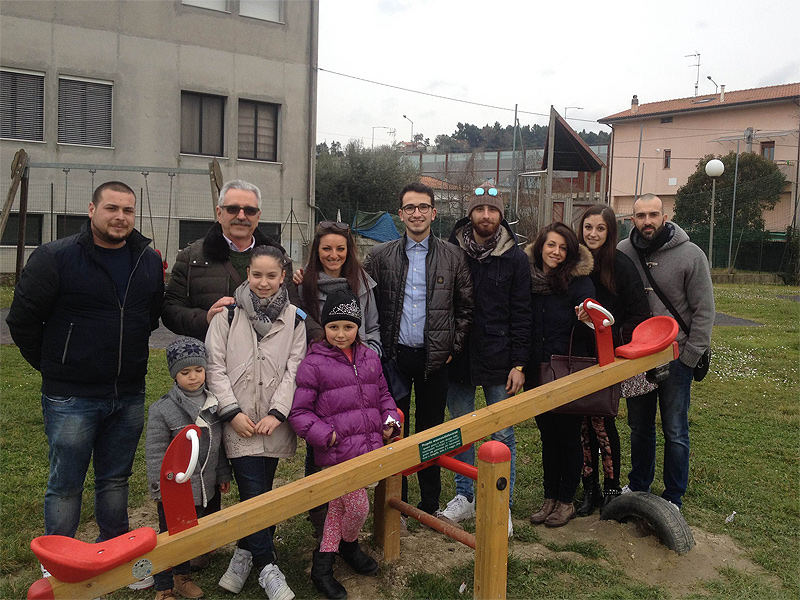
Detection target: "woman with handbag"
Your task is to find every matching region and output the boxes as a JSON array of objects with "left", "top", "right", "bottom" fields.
[
  {"left": 525, "top": 222, "right": 595, "bottom": 527},
  {"left": 575, "top": 205, "right": 652, "bottom": 516}
]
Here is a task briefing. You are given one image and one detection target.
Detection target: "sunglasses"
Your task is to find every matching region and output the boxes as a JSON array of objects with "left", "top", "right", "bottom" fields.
[
  {"left": 222, "top": 204, "right": 260, "bottom": 217},
  {"left": 401, "top": 203, "right": 433, "bottom": 215},
  {"left": 474, "top": 187, "right": 499, "bottom": 197},
  {"left": 318, "top": 221, "right": 350, "bottom": 232}
]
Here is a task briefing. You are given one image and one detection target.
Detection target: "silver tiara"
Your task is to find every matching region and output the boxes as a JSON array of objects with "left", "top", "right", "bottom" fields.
[{"left": 329, "top": 298, "right": 361, "bottom": 319}]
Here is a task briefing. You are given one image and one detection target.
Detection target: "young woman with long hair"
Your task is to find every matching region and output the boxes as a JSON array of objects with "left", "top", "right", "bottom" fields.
[
  {"left": 525, "top": 222, "right": 595, "bottom": 527},
  {"left": 575, "top": 205, "right": 650, "bottom": 515}
]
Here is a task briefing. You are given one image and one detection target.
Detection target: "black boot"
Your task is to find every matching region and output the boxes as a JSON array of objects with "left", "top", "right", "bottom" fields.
[
  {"left": 576, "top": 475, "right": 603, "bottom": 517},
  {"left": 600, "top": 486, "right": 622, "bottom": 514},
  {"left": 311, "top": 549, "right": 347, "bottom": 599},
  {"left": 338, "top": 539, "right": 378, "bottom": 575}
]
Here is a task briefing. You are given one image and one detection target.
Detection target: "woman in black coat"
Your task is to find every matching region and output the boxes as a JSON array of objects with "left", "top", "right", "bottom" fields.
[
  {"left": 526, "top": 222, "right": 595, "bottom": 528},
  {"left": 575, "top": 205, "right": 651, "bottom": 516}
]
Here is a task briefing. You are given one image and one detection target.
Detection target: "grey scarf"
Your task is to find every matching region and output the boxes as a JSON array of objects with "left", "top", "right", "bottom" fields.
[
  {"left": 233, "top": 280, "right": 289, "bottom": 338},
  {"left": 530, "top": 263, "right": 555, "bottom": 295},
  {"left": 462, "top": 222, "right": 501, "bottom": 262}
]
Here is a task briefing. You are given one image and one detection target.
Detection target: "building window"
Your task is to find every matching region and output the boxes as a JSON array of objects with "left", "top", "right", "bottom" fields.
[
  {"left": 761, "top": 141, "right": 775, "bottom": 161},
  {"left": 1, "top": 213, "right": 43, "bottom": 246},
  {"left": 181, "top": 91, "right": 225, "bottom": 156},
  {"left": 182, "top": 0, "right": 228, "bottom": 11},
  {"left": 238, "top": 99, "right": 278, "bottom": 161},
  {"left": 1, "top": 69, "right": 45, "bottom": 141},
  {"left": 239, "top": 0, "right": 282, "bottom": 22},
  {"left": 58, "top": 76, "right": 112, "bottom": 146},
  {"left": 663, "top": 149, "right": 671, "bottom": 169},
  {"left": 660, "top": 116, "right": 673, "bottom": 124},
  {"left": 56, "top": 215, "right": 87, "bottom": 239}
]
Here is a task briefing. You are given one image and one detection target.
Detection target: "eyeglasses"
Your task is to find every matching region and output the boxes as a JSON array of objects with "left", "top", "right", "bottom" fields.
[
  {"left": 401, "top": 203, "right": 433, "bottom": 215},
  {"left": 222, "top": 205, "right": 260, "bottom": 217},
  {"left": 318, "top": 221, "right": 350, "bottom": 232},
  {"left": 474, "top": 187, "right": 499, "bottom": 197}
]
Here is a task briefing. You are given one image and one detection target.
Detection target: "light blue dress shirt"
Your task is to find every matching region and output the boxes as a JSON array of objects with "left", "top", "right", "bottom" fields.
[{"left": 398, "top": 235, "right": 428, "bottom": 348}]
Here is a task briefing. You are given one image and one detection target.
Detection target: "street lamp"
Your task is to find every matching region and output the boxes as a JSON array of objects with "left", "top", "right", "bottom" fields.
[
  {"left": 564, "top": 106, "right": 583, "bottom": 119},
  {"left": 402, "top": 114, "right": 414, "bottom": 141},
  {"left": 705, "top": 158, "right": 724, "bottom": 268},
  {"left": 707, "top": 75, "right": 719, "bottom": 94}
]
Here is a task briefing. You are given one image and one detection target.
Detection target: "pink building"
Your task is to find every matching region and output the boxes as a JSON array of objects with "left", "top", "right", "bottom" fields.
[{"left": 599, "top": 83, "right": 800, "bottom": 233}]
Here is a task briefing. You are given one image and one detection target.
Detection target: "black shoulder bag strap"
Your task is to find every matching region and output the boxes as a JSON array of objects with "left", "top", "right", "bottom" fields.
[{"left": 635, "top": 249, "right": 691, "bottom": 337}]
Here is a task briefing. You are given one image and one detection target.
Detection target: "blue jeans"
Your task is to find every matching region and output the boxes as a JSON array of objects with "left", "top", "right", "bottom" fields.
[
  {"left": 626, "top": 359, "right": 693, "bottom": 507},
  {"left": 446, "top": 381, "right": 516, "bottom": 506},
  {"left": 41, "top": 392, "right": 145, "bottom": 541},
  {"left": 230, "top": 455, "right": 279, "bottom": 571}
]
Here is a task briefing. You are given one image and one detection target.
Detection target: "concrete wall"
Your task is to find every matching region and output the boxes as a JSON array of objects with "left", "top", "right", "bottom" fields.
[{"left": 0, "top": 0, "right": 318, "bottom": 271}]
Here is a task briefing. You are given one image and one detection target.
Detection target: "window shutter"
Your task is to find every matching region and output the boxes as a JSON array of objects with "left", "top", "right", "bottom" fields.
[
  {"left": 58, "top": 78, "right": 112, "bottom": 146},
  {"left": 0, "top": 70, "right": 44, "bottom": 141}
]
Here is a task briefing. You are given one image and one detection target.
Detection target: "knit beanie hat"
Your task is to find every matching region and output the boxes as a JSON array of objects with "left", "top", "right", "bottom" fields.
[
  {"left": 467, "top": 184, "right": 504, "bottom": 217},
  {"left": 166, "top": 336, "right": 208, "bottom": 379},
  {"left": 321, "top": 289, "right": 362, "bottom": 327}
]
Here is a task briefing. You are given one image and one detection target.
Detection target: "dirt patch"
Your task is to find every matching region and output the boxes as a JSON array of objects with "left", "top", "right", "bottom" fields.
[{"left": 75, "top": 509, "right": 773, "bottom": 599}]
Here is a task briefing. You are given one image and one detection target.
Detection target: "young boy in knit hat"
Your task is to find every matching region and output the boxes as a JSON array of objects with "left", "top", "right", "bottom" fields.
[{"left": 146, "top": 337, "right": 231, "bottom": 600}]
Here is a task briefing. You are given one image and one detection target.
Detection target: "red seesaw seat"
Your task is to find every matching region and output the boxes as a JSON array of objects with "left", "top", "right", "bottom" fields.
[
  {"left": 31, "top": 527, "right": 157, "bottom": 583},
  {"left": 615, "top": 316, "right": 679, "bottom": 359}
]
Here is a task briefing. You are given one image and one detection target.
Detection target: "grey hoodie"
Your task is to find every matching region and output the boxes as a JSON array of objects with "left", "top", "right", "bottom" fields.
[{"left": 618, "top": 221, "right": 714, "bottom": 368}]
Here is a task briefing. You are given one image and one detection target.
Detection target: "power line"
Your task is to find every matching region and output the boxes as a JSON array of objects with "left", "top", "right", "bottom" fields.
[{"left": 317, "top": 67, "right": 600, "bottom": 125}]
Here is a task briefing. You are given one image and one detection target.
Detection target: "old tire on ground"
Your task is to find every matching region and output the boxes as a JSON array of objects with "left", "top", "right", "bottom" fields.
[{"left": 600, "top": 491, "right": 695, "bottom": 555}]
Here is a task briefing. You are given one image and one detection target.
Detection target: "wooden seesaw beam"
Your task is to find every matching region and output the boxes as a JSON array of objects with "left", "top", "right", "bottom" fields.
[{"left": 35, "top": 346, "right": 674, "bottom": 599}]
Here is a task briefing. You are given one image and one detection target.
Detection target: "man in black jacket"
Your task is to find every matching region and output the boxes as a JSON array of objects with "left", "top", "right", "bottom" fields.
[
  {"left": 438, "top": 184, "right": 531, "bottom": 537},
  {"left": 162, "top": 179, "right": 296, "bottom": 341},
  {"left": 7, "top": 181, "right": 164, "bottom": 550},
  {"left": 364, "top": 182, "right": 473, "bottom": 517}
]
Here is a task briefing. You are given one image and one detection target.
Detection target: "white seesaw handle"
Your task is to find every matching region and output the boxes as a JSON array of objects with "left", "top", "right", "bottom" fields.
[
  {"left": 584, "top": 300, "right": 615, "bottom": 330},
  {"left": 176, "top": 428, "right": 199, "bottom": 484}
]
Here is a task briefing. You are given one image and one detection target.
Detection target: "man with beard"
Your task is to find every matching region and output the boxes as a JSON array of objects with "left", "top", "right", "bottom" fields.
[
  {"left": 7, "top": 182, "right": 163, "bottom": 587},
  {"left": 437, "top": 184, "right": 531, "bottom": 537},
  {"left": 364, "top": 182, "right": 473, "bottom": 523},
  {"left": 618, "top": 193, "right": 714, "bottom": 510}
]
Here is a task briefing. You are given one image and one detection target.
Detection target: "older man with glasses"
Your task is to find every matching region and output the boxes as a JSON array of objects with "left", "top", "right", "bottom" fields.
[
  {"left": 364, "top": 181, "right": 474, "bottom": 522},
  {"left": 163, "top": 179, "right": 299, "bottom": 342}
]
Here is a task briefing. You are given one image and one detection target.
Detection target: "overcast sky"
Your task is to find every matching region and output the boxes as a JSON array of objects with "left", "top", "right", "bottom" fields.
[{"left": 316, "top": 0, "right": 800, "bottom": 148}]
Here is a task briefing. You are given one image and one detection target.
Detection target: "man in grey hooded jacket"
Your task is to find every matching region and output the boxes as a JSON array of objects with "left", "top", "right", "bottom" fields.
[{"left": 618, "top": 193, "right": 715, "bottom": 510}]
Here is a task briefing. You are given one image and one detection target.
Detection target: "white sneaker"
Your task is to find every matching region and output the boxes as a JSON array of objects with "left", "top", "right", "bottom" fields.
[
  {"left": 40, "top": 564, "right": 51, "bottom": 578},
  {"left": 258, "top": 563, "right": 295, "bottom": 600},
  {"left": 508, "top": 510, "right": 514, "bottom": 538},
  {"left": 219, "top": 548, "right": 253, "bottom": 594},
  {"left": 666, "top": 499, "right": 681, "bottom": 512},
  {"left": 127, "top": 575, "right": 154, "bottom": 590},
  {"left": 439, "top": 494, "right": 476, "bottom": 523},
  {"left": 621, "top": 484, "right": 633, "bottom": 494}
]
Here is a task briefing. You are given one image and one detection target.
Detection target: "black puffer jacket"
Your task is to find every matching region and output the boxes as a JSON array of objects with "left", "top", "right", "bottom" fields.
[
  {"left": 447, "top": 218, "right": 532, "bottom": 386},
  {"left": 525, "top": 244, "right": 595, "bottom": 385},
  {"left": 6, "top": 221, "right": 164, "bottom": 397},
  {"left": 364, "top": 234, "right": 474, "bottom": 377},
  {"left": 162, "top": 222, "right": 297, "bottom": 340}
]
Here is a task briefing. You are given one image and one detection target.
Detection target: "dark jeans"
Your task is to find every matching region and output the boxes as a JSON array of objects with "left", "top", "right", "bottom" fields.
[
  {"left": 395, "top": 345, "right": 449, "bottom": 514},
  {"left": 535, "top": 411, "right": 583, "bottom": 504},
  {"left": 627, "top": 359, "right": 693, "bottom": 507},
  {"left": 154, "top": 495, "right": 217, "bottom": 591},
  {"left": 41, "top": 392, "right": 145, "bottom": 541},
  {"left": 230, "top": 455, "right": 279, "bottom": 571}
]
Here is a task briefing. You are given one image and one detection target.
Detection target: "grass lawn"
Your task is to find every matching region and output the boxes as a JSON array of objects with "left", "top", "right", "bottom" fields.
[{"left": 1, "top": 283, "right": 798, "bottom": 599}]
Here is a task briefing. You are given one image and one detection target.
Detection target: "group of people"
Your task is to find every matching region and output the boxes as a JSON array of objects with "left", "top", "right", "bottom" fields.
[{"left": 7, "top": 178, "right": 714, "bottom": 600}]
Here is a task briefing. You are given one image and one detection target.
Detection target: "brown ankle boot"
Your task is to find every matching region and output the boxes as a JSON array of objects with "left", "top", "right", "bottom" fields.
[
  {"left": 155, "top": 590, "right": 177, "bottom": 600},
  {"left": 173, "top": 574, "right": 204, "bottom": 598},
  {"left": 544, "top": 501, "right": 576, "bottom": 527},
  {"left": 529, "top": 498, "right": 557, "bottom": 525}
]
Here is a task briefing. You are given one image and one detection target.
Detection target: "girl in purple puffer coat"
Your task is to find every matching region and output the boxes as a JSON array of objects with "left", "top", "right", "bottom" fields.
[{"left": 289, "top": 289, "right": 400, "bottom": 600}]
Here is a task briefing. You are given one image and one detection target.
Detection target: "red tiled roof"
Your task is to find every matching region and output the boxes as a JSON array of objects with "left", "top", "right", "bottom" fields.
[
  {"left": 599, "top": 82, "right": 800, "bottom": 123},
  {"left": 419, "top": 175, "right": 462, "bottom": 191}
]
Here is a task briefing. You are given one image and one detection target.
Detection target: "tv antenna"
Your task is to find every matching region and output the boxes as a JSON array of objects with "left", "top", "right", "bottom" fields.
[{"left": 685, "top": 52, "right": 700, "bottom": 97}]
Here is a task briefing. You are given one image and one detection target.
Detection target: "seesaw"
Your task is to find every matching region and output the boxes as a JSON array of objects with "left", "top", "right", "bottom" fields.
[{"left": 28, "top": 301, "right": 679, "bottom": 600}]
